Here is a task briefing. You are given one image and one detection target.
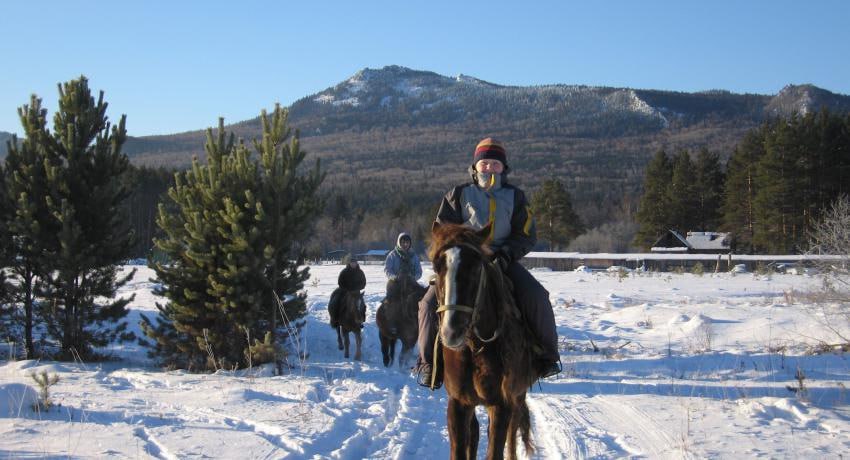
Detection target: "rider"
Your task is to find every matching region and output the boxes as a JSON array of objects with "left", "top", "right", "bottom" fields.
[
  {"left": 416, "top": 137, "right": 561, "bottom": 388},
  {"left": 328, "top": 258, "right": 367, "bottom": 327},
  {"left": 384, "top": 232, "right": 422, "bottom": 299}
]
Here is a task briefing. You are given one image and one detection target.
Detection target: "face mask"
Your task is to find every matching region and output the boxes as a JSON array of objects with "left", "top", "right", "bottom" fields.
[{"left": 476, "top": 171, "right": 501, "bottom": 190}]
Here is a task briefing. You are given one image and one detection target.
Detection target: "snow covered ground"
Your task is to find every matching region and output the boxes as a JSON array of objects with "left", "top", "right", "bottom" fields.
[{"left": 1, "top": 263, "right": 849, "bottom": 459}]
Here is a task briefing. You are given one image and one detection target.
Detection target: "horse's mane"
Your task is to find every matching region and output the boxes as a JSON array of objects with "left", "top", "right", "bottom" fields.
[{"left": 430, "top": 223, "right": 534, "bottom": 394}]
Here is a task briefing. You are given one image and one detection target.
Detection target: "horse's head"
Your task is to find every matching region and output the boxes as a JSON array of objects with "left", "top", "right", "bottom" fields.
[
  {"left": 343, "top": 290, "right": 366, "bottom": 326},
  {"left": 430, "top": 223, "right": 500, "bottom": 350}
]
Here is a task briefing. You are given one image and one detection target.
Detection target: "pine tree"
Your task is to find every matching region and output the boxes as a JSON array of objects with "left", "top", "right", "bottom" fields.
[
  {"left": 328, "top": 194, "right": 352, "bottom": 249},
  {"left": 29, "top": 77, "right": 136, "bottom": 359},
  {"left": 144, "top": 105, "right": 324, "bottom": 370},
  {"left": 753, "top": 117, "right": 806, "bottom": 253},
  {"left": 633, "top": 150, "right": 673, "bottom": 249},
  {"left": 693, "top": 148, "right": 724, "bottom": 231},
  {"left": 722, "top": 128, "right": 766, "bottom": 253},
  {"left": 0, "top": 161, "right": 10, "bottom": 324},
  {"left": 530, "top": 178, "right": 585, "bottom": 251},
  {"left": 2, "top": 97, "right": 54, "bottom": 357},
  {"left": 666, "top": 150, "right": 699, "bottom": 234}
]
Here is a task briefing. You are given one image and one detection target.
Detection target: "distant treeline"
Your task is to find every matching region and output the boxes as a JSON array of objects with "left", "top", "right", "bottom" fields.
[{"left": 634, "top": 109, "right": 850, "bottom": 254}]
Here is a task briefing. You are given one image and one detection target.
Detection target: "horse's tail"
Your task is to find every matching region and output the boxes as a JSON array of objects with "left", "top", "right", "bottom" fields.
[{"left": 508, "top": 398, "right": 533, "bottom": 459}]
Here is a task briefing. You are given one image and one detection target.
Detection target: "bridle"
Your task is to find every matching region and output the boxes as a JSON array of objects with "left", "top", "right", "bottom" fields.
[{"left": 435, "top": 242, "right": 502, "bottom": 343}]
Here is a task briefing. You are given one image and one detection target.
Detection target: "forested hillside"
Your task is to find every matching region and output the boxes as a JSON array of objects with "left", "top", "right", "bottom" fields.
[{"left": 6, "top": 67, "right": 850, "bottom": 255}]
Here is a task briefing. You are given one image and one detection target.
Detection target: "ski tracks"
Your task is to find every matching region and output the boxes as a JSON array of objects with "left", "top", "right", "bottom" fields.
[
  {"left": 528, "top": 393, "right": 684, "bottom": 459},
  {"left": 527, "top": 394, "right": 625, "bottom": 459},
  {"left": 299, "top": 368, "right": 447, "bottom": 459}
]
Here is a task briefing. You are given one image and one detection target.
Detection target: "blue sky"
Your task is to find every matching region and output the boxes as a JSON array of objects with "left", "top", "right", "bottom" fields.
[{"left": 2, "top": 0, "right": 849, "bottom": 136}]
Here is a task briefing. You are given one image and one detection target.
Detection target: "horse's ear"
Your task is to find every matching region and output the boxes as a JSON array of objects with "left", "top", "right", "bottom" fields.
[{"left": 476, "top": 223, "right": 492, "bottom": 241}]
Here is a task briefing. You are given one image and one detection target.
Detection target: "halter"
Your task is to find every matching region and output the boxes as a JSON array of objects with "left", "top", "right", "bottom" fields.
[{"left": 435, "top": 242, "right": 502, "bottom": 343}]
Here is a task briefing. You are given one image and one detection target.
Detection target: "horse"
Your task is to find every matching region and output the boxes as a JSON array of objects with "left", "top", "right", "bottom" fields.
[
  {"left": 376, "top": 275, "right": 427, "bottom": 368},
  {"left": 335, "top": 289, "right": 366, "bottom": 361},
  {"left": 430, "top": 223, "right": 536, "bottom": 460}
]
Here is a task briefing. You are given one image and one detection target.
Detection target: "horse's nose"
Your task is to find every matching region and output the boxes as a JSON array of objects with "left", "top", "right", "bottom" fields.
[{"left": 439, "top": 315, "right": 468, "bottom": 349}]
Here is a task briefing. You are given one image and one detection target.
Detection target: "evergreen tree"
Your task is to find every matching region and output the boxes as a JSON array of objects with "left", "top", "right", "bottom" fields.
[
  {"left": 722, "top": 128, "right": 766, "bottom": 253},
  {"left": 328, "top": 193, "right": 352, "bottom": 249},
  {"left": 633, "top": 150, "right": 672, "bottom": 249},
  {"left": 124, "top": 165, "right": 175, "bottom": 258},
  {"left": 0, "top": 161, "right": 10, "bottom": 328},
  {"left": 753, "top": 117, "right": 807, "bottom": 253},
  {"left": 144, "top": 105, "right": 324, "bottom": 370},
  {"left": 29, "top": 77, "right": 136, "bottom": 359},
  {"left": 723, "top": 109, "right": 850, "bottom": 254},
  {"left": 666, "top": 150, "right": 699, "bottom": 234},
  {"left": 693, "top": 148, "right": 724, "bottom": 231},
  {"left": 530, "top": 178, "right": 585, "bottom": 251},
  {"left": 2, "top": 98, "right": 53, "bottom": 357}
]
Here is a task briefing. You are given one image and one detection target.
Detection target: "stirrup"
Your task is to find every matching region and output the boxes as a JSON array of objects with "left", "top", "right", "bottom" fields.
[{"left": 417, "top": 364, "right": 442, "bottom": 390}]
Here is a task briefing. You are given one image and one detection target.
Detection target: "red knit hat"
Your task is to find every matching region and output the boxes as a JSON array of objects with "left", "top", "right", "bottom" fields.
[{"left": 473, "top": 138, "right": 507, "bottom": 167}]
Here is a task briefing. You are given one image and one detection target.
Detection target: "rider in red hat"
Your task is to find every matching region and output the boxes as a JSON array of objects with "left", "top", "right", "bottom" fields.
[{"left": 416, "top": 138, "right": 561, "bottom": 389}]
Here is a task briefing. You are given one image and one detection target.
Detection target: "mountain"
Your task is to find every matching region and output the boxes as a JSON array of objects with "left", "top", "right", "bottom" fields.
[
  {"left": 116, "top": 66, "right": 850, "bottom": 229},
  {"left": 0, "top": 131, "right": 13, "bottom": 156},
  {"left": 5, "top": 67, "right": 850, "bottom": 231}
]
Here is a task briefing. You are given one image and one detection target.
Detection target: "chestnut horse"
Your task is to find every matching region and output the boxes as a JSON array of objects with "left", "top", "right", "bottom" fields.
[
  {"left": 336, "top": 290, "right": 365, "bottom": 360},
  {"left": 376, "top": 276, "right": 426, "bottom": 368},
  {"left": 430, "top": 223, "right": 536, "bottom": 460}
]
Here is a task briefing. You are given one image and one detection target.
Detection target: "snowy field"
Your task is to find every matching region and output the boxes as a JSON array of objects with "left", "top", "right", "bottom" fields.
[{"left": 1, "top": 263, "right": 849, "bottom": 459}]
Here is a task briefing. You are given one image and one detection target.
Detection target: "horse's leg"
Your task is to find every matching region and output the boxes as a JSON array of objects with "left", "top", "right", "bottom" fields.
[
  {"left": 336, "top": 326, "right": 343, "bottom": 351},
  {"left": 398, "top": 341, "right": 411, "bottom": 370},
  {"left": 507, "top": 397, "right": 533, "bottom": 460},
  {"left": 380, "top": 333, "right": 391, "bottom": 367},
  {"left": 485, "top": 403, "right": 513, "bottom": 460},
  {"left": 343, "top": 330, "right": 350, "bottom": 359},
  {"left": 389, "top": 338, "right": 397, "bottom": 367},
  {"left": 354, "top": 330, "right": 362, "bottom": 361},
  {"left": 447, "top": 398, "right": 475, "bottom": 460}
]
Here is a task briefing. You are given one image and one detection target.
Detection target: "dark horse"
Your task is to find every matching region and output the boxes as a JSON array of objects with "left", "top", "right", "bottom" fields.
[
  {"left": 376, "top": 276, "right": 426, "bottom": 368},
  {"left": 430, "top": 223, "right": 536, "bottom": 460},
  {"left": 336, "top": 290, "right": 366, "bottom": 360}
]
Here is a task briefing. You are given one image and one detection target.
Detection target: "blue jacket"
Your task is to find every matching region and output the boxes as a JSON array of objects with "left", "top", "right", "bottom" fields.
[{"left": 384, "top": 233, "right": 422, "bottom": 281}]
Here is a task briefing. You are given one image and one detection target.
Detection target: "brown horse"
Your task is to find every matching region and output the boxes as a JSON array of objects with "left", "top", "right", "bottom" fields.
[
  {"left": 336, "top": 290, "right": 366, "bottom": 360},
  {"left": 430, "top": 223, "right": 536, "bottom": 460},
  {"left": 376, "top": 276, "right": 426, "bottom": 368}
]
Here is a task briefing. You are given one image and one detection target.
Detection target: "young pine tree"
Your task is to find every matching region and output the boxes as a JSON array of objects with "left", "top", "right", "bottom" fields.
[
  {"left": 633, "top": 150, "right": 673, "bottom": 249},
  {"left": 144, "top": 105, "right": 324, "bottom": 370},
  {"left": 2, "top": 98, "right": 54, "bottom": 358},
  {"left": 530, "top": 178, "right": 585, "bottom": 251},
  {"left": 30, "top": 77, "right": 136, "bottom": 359}
]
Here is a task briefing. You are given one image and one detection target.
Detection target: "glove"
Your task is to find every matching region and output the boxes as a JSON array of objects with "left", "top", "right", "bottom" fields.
[{"left": 493, "top": 248, "right": 512, "bottom": 272}]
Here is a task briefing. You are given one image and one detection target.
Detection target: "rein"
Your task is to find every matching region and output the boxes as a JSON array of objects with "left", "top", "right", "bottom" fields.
[{"left": 435, "top": 243, "right": 503, "bottom": 343}]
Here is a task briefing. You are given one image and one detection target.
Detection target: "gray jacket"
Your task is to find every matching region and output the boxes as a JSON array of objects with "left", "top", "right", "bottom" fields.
[{"left": 434, "top": 179, "right": 536, "bottom": 263}]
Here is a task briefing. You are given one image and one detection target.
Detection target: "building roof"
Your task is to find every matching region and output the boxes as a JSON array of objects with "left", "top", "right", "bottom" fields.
[
  {"left": 650, "top": 230, "right": 730, "bottom": 253},
  {"left": 685, "top": 231, "right": 730, "bottom": 251},
  {"left": 356, "top": 249, "right": 390, "bottom": 257}
]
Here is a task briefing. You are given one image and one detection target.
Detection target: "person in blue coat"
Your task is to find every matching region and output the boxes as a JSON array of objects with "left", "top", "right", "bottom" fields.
[{"left": 384, "top": 233, "right": 422, "bottom": 300}]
